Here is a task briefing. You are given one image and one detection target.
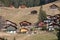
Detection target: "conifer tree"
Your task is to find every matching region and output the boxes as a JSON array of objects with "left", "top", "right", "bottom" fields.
[
  {"left": 38, "top": 6, "right": 47, "bottom": 22},
  {"left": 0, "top": 0, "right": 57, "bottom": 8},
  {"left": 0, "top": 0, "right": 10, "bottom": 7}
]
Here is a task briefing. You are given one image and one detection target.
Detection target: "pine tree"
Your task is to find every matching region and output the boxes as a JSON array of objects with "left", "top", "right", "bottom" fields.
[
  {"left": 11, "top": 0, "right": 19, "bottom": 8},
  {"left": 0, "top": 0, "right": 10, "bottom": 7},
  {"left": 0, "top": 0, "right": 57, "bottom": 8},
  {"left": 33, "top": 0, "right": 40, "bottom": 7},
  {"left": 38, "top": 6, "right": 47, "bottom": 22}
]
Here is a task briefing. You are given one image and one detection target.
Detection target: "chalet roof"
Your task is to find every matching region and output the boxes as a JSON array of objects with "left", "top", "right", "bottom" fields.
[
  {"left": 19, "top": 21, "right": 32, "bottom": 26},
  {"left": 6, "top": 20, "right": 17, "bottom": 26},
  {"left": 19, "top": 21, "right": 31, "bottom": 24},
  {"left": 50, "top": 4, "right": 59, "bottom": 9}
]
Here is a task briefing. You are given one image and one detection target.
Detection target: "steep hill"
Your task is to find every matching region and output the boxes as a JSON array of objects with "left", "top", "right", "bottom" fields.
[
  {"left": 0, "top": 7, "right": 39, "bottom": 25},
  {"left": 0, "top": 1, "right": 60, "bottom": 25}
]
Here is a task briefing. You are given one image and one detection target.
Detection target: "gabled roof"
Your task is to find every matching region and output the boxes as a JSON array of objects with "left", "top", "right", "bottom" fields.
[
  {"left": 19, "top": 21, "right": 32, "bottom": 26},
  {"left": 19, "top": 21, "right": 31, "bottom": 24},
  {"left": 50, "top": 4, "right": 59, "bottom": 9},
  {"left": 6, "top": 20, "right": 17, "bottom": 26}
]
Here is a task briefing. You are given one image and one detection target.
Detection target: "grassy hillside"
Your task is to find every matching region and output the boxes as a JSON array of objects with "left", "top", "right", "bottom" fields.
[
  {"left": 0, "top": 1, "right": 60, "bottom": 25},
  {"left": 0, "top": 31, "right": 57, "bottom": 40},
  {"left": 25, "top": 32, "right": 57, "bottom": 40},
  {"left": 0, "top": 7, "right": 40, "bottom": 25}
]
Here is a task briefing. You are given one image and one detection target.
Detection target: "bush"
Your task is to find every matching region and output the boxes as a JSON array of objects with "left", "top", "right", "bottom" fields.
[
  {"left": 0, "top": 37, "right": 7, "bottom": 40},
  {"left": 41, "top": 26, "right": 46, "bottom": 31},
  {"left": 57, "top": 29, "right": 60, "bottom": 40}
]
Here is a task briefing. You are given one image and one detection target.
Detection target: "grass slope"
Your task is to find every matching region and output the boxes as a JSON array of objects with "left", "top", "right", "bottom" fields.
[{"left": 25, "top": 32, "right": 57, "bottom": 40}]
